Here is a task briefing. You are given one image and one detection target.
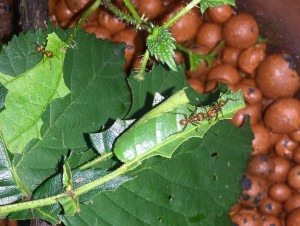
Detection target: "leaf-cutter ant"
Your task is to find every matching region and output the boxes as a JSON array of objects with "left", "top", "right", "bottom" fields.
[
  {"left": 165, "top": 106, "right": 206, "bottom": 138},
  {"left": 206, "top": 96, "right": 237, "bottom": 122},
  {"left": 33, "top": 42, "right": 53, "bottom": 58}
]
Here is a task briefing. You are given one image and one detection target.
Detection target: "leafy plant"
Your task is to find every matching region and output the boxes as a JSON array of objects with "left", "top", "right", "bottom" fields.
[{"left": 0, "top": 0, "right": 252, "bottom": 225}]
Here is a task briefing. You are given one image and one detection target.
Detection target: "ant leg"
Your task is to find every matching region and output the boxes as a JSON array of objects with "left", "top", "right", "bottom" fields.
[
  {"left": 164, "top": 124, "right": 187, "bottom": 139},
  {"left": 187, "top": 105, "right": 198, "bottom": 114},
  {"left": 191, "top": 121, "right": 201, "bottom": 132},
  {"left": 168, "top": 111, "right": 187, "bottom": 118}
]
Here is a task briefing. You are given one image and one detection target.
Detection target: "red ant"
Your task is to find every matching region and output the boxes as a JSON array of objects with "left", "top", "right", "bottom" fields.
[
  {"left": 31, "top": 42, "right": 53, "bottom": 58},
  {"left": 166, "top": 106, "right": 206, "bottom": 138},
  {"left": 34, "top": 43, "right": 53, "bottom": 58},
  {"left": 206, "top": 97, "right": 237, "bottom": 122}
]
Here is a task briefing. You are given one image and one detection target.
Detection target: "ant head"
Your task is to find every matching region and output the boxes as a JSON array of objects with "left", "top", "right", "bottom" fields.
[
  {"left": 198, "top": 113, "right": 205, "bottom": 121},
  {"left": 35, "top": 45, "right": 43, "bottom": 52},
  {"left": 219, "top": 100, "right": 226, "bottom": 106}
]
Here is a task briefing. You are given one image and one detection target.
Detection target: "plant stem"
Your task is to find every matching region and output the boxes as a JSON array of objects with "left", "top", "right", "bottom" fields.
[
  {"left": 0, "top": 193, "right": 64, "bottom": 215},
  {"left": 79, "top": 152, "right": 113, "bottom": 170},
  {"left": 102, "top": 0, "right": 151, "bottom": 32},
  {"left": 0, "top": 161, "right": 134, "bottom": 215},
  {"left": 162, "top": 0, "right": 201, "bottom": 29},
  {"left": 65, "top": 0, "right": 102, "bottom": 45},
  {"left": 134, "top": 50, "right": 150, "bottom": 80},
  {"left": 74, "top": 163, "right": 130, "bottom": 196},
  {"left": 102, "top": 0, "right": 136, "bottom": 25},
  {"left": 122, "top": 0, "right": 141, "bottom": 24},
  {"left": 175, "top": 42, "right": 212, "bottom": 62}
]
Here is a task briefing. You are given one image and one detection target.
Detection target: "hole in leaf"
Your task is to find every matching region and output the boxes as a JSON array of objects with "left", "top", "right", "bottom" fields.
[
  {"left": 212, "top": 174, "right": 217, "bottom": 181},
  {"left": 158, "top": 217, "right": 164, "bottom": 223},
  {"left": 211, "top": 151, "right": 218, "bottom": 158},
  {"left": 168, "top": 194, "right": 174, "bottom": 201}
]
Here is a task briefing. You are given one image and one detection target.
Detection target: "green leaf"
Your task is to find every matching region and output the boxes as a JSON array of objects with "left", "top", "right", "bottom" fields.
[
  {"left": 189, "top": 52, "right": 214, "bottom": 71},
  {"left": 8, "top": 206, "right": 61, "bottom": 225},
  {"left": 67, "top": 149, "right": 97, "bottom": 169},
  {"left": 0, "top": 30, "right": 47, "bottom": 77},
  {"left": 0, "top": 140, "right": 22, "bottom": 205},
  {"left": 12, "top": 30, "right": 131, "bottom": 192},
  {"left": 89, "top": 119, "right": 135, "bottom": 155},
  {"left": 57, "top": 196, "right": 79, "bottom": 216},
  {"left": 62, "top": 159, "right": 73, "bottom": 190},
  {"left": 127, "top": 64, "right": 189, "bottom": 118},
  {"left": 0, "top": 32, "right": 70, "bottom": 153},
  {"left": 60, "top": 120, "right": 253, "bottom": 226},
  {"left": 147, "top": 27, "right": 177, "bottom": 71},
  {"left": 200, "top": 0, "right": 236, "bottom": 14},
  {"left": 114, "top": 89, "right": 245, "bottom": 163}
]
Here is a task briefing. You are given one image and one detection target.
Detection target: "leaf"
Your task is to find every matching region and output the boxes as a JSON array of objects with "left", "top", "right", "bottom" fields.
[
  {"left": 0, "top": 32, "right": 70, "bottom": 153},
  {"left": 60, "top": 120, "right": 253, "bottom": 226},
  {"left": 89, "top": 119, "right": 135, "bottom": 155},
  {"left": 8, "top": 205, "right": 61, "bottom": 225},
  {"left": 62, "top": 159, "right": 73, "bottom": 190},
  {"left": 127, "top": 64, "right": 189, "bottom": 118},
  {"left": 200, "top": 0, "right": 236, "bottom": 14},
  {"left": 0, "top": 30, "right": 47, "bottom": 77},
  {"left": 57, "top": 196, "right": 79, "bottom": 216},
  {"left": 12, "top": 30, "right": 131, "bottom": 192},
  {"left": 147, "top": 27, "right": 177, "bottom": 71},
  {"left": 67, "top": 149, "right": 97, "bottom": 169},
  {"left": 0, "top": 140, "right": 22, "bottom": 206},
  {"left": 114, "top": 89, "right": 245, "bottom": 163},
  {"left": 189, "top": 52, "right": 214, "bottom": 71}
]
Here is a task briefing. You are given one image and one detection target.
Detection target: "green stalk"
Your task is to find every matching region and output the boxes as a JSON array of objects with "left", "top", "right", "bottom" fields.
[
  {"left": 0, "top": 193, "right": 64, "bottom": 215},
  {"left": 0, "top": 161, "right": 135, "bottom": 215},
  {"left": 122, "top": 0, "right": 142, "bottom": 24},
  {"left": 102, "top": 0, "right": 136, "bottom": 25},
  {"left": 134, "top": 50, "right": 150, "bottom": 80},
  {"left": 175, "top": 42, "right": 212, "bottom": 62},
  {"left": 163, "top": 0, "right": 201, "bottom": 29},
  {"left": 65, "top": 0, "right": 102, "bottom": 45},
  {"left": 74, "top": 163, "right": 130, "bottom": 195}
]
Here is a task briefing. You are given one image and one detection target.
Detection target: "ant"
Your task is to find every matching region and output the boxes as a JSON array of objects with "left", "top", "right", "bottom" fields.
[
  {"left": 32, "top": 42, "right": 53, "bottom": 58},
  {"left": 206, "top": 97, "right": 237, "bottom": 122},
  {"left": 166, "top": 106, "right": 206, "bottom": 138}
]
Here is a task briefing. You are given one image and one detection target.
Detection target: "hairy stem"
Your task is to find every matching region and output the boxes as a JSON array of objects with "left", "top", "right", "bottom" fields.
[
  {"left": 163, "top": 0, "right": 201, "bottom": 29},
  {"left": 102, "top": 0, "right": 136, "bottom": 25},
  {"left": 65, "top": 0, "right": 102, "bottom": 45},
  {"left": 134, "top": 50, "right": 150, "bottom": 80},
  {"left": 122, "top": 0, "right": 141, "bottom": 24}
]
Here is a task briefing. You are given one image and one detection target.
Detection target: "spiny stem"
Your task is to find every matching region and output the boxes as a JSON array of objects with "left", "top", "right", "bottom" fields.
[
  {"left": 102, "top": 0, "right": 136, "bottom": 25},
  {"left": 122, "top": 0, "right": 142, "bottom": 24},
  {"left": 65, "top": 0, "right": 102, "bottom": 45},
  {"left": 134, "top": 50, "right": 150, "bottom": 80},
  {"left": 163, "top": 0, "right": 201, "bottom": 29},
  {"left": 79, "top": 152, "right": 114, "bottom": 170}
]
